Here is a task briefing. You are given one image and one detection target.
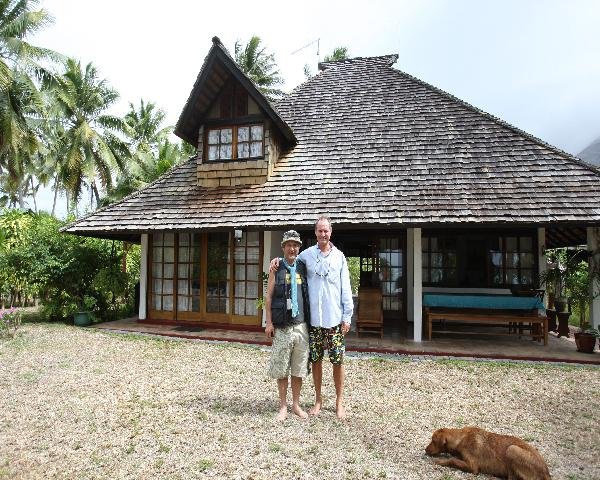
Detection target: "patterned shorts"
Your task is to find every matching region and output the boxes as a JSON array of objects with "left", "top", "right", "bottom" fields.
[
  {"left": 268, "top": 323, "right": 310, "bottom": 379},
  {"left": 309, "top": 324, "right": 345, "bottom": 365}
]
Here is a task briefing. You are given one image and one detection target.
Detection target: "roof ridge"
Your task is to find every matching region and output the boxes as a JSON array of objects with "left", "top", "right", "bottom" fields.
[
  {"left": 60, "top": 156, "right": 198, "bottom": 233},
  {"left": 389, "top": 67, "right": 600, "bottom": 176},
  {"left": 318, "top": 54, "right": 398, "bottom": 71}
]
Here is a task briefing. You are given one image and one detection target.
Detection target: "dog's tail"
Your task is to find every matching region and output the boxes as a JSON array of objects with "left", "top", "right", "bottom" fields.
[{"left": 506, "top": 445, "right": 551, "bottom": 480}]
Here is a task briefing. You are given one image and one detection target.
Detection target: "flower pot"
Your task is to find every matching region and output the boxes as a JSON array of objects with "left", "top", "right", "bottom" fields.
[
  {"left": 574, "top": 332, "right": 597, "bottom": 354},
  {"left": 74, "top": 311, "right": 92, "bottom": 327}
]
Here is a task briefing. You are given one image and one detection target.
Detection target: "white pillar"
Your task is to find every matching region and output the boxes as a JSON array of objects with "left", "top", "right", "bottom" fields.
[
  {"left": 537, "top": 227, "right": 547, "bottom": 305},
  {"left": 139, "top": 234, "right": 149, "bottom": 320},
  {"left": 408, "top": 228, "right": 423, "bottom": 342},
  {"left": 588, "top": 227, "right": 600, "bottom": 329},
  {"left": 406, "top": 229, "right": 414, "bottom": 324}
]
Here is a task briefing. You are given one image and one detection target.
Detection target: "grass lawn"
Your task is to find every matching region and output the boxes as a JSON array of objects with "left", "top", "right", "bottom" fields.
[{"left": 1, "top": 323, "right": 599, "bottom": 479}]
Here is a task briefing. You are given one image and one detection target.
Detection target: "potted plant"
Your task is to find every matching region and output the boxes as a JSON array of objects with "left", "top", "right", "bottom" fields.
[
  {"left": 539, "top": 250, "right": 569, "bottom": 312},
  {"left": 73, "top": 295, "right": 97, "bottom": 327},
  {"left": 566, "top": 255, "right": 600, "bottom": 353}
]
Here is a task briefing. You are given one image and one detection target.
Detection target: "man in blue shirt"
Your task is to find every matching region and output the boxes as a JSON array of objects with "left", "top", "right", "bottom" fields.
[{"left": 271, "top": 215, "right": 354, "bottom": 419}]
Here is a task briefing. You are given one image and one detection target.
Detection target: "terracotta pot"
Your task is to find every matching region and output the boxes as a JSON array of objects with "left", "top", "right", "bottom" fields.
[{"left": 574, "top": 332, "right": 597, "bottom": 354}]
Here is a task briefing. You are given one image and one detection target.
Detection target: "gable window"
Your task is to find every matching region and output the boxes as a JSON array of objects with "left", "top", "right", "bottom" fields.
[{"left": 207, "top": 124, "right": 263, "bottom": 162}]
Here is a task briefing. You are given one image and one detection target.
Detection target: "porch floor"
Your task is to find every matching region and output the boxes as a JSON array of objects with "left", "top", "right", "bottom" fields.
[{"left": 92, "top": 318, "right": 600, "bottom": 365}]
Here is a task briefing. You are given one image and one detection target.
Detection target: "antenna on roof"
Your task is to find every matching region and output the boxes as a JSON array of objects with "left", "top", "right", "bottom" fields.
[{"left": 291, "top": 38, "right": 320, "bottom": 58}]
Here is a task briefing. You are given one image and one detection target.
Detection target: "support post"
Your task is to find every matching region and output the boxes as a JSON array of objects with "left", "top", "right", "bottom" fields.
[
  {"left": 588, "top": 227, "right": 600, "bottom": 329},
  {"left": 408, "top": 228, "right": 422, "bottom": 342},
  {"left": 537, "top": 227, "right": 547, "bottom": 305},
  {"left": 139, "top": 234, "right": 148, "bottom": 320}
]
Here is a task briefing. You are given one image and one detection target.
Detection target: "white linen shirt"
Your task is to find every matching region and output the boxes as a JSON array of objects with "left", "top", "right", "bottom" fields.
[{"left": 298, "top": 244, "right": 354, "bottom": 328}]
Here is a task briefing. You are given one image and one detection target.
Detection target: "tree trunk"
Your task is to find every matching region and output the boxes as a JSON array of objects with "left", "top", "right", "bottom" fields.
[
  {"left": 51, "top": 174, "right": 59, "bottom": 217},
  {"left": 92, "top": 182, "right": 101, "bottom": 209},
  {"left": 30, "top": 177, "right": 38, "bottom": 213}
]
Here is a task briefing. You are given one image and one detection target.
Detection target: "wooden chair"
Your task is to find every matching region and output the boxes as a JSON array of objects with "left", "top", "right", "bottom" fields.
[{"left": 356, "top": 287, "right": 384, "bottom": 338}]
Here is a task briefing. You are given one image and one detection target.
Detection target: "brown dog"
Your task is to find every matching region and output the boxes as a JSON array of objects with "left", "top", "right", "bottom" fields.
[{"left": 425, "top": 427, "right": 551, "bottom": 480}]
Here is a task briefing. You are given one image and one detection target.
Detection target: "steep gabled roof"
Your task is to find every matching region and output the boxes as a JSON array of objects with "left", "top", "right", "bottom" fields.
[
  {"left": 64, "top": 52, "right": 600, "bottom": 241},
  {"left": 174, "top": 36, "right": 295, "bottom": 146}
]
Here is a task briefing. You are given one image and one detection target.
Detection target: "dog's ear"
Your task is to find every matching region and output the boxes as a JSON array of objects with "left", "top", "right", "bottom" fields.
[{"left": 439, "top": 429, "right": 448, "bottom": 447}]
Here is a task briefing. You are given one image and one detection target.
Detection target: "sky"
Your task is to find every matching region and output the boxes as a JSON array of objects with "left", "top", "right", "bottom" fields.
[{"left": 29, "top": 0, "right": 600, "bottom": 216}]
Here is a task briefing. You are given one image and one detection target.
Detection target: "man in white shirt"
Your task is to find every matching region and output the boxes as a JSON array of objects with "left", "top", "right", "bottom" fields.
[{"left": 271, "top": 215, "right": 354, "bottom": 419}]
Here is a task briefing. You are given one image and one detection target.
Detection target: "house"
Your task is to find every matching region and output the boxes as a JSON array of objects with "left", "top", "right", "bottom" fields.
[{"left": 63, "top": 37, "right": 600, "bottom": 340}]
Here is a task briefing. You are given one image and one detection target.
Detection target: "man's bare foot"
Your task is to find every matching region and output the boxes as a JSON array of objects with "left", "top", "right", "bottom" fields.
[
  {"left": 292, "top": 404, "right": 309, "bottom": 419},
  {"left": 336, "top": 402, "right": 346, "bottom": 420},
  {"left": 308, "top": 398, "right": 322, "bottom": 416},
  {"left": 276, "top": 405, "right": 288, "bottom": 421}
]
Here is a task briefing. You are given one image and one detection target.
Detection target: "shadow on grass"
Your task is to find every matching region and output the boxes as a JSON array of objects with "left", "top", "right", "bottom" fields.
[{"left": 180, "top": 393, "right": 275, "bottom": 417}]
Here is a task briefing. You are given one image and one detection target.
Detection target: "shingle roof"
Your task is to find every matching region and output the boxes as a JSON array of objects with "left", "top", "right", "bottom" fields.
[{"left": 63, "top": 53, "right": 600, "bottom": 239}]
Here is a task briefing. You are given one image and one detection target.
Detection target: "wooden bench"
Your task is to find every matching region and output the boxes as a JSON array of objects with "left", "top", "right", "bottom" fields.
[{"left": 424, "top": 307, "right": 548, "bottom": 345}]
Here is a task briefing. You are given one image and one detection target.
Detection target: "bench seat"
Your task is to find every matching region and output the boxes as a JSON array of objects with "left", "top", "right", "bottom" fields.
[{"left": 424, "top": 307, "right": 548, "bottom": 345}]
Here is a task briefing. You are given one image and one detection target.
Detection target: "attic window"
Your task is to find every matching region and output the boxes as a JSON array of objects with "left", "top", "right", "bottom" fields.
[{"left": 207, "top": 124, "right": 264, "bottom": 161}]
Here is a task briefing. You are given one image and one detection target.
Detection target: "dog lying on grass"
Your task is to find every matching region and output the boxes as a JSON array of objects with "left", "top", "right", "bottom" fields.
[{"left": 425, "top": 427, "right": 551, "bottom": 480}]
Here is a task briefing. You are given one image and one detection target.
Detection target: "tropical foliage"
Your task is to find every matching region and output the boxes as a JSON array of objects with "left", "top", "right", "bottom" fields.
[
  {"left": 234, "top": 36, "right": 284, "bottom": 101},
  {"left": 0, "top": 208, "right": 140, "bottom": 321}
]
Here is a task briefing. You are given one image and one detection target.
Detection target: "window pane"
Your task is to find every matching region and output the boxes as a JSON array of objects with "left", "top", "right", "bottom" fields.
[
  {"left": 238, "top": 142, "right": 249, "bottom": 158},
  {"left": 208, "top": 145, "right": 219, "bottom": 161},
  {"left": 520, "top": 253, "right": 534, "bottom": 268},
  {"left": 247, "top": 246, "right": 260, "bottom": 263},
  {"left": 178, "top": 296, "right": 190, "bottom": 312},
  {"left": 164, "top": 233, "right": 174, "bottom": 246},
  {"left": 163, "top": 296, "right": 173, "bottom": 311},
  {"left": 178, "top": 279, "right": 189, "bottom": 295},
  {"left": 235, "top": 266, "right": 246, "bottom": 280},
  {"left": 163, "top": 280, "right": 173, "bottom": 294},
  {"left": 246, "top": 231, "right": 259, "bottom": 246},
  {"left": 220, "top": 128, "right": 232, "bottom": 143},
  {"left": 247, "top": 281, "right": 258, "bottom": 298},
  {"left": 179, "top": 246, "right": 189, "bottom": 262},
  {"left": 192, "top": 296, "right": 200, "bottom": 312},
  {"left": 152, "top": 262, "right": 162, "bottom": 277},
  {"left": 250, "top": 125, "right": 263, "bottom": 141},
  {"left": 164, "top": 263, "right": 174, "bottom": 278},
  {"left": 179, "top": 233, "right": 189, "bottom": 246},
  {"left": 220, "top": 144, "right": 232, "bottom": 159},
  {"left": 247, "top": 264, "right": 259, "bottom": 281},
  {"left": 520, "top": 237, "right": 533, "bottom": 252},
  {"left": 237, "top": 126, "right": 249, "bottom": 142},
  {"left": 506, "top": 237, "right": 517, "bottom": 252},
  {"left": 153, "top": 279, "right": 162, "bottom": 294},
  {"left": 178, "top": 263, "right": 189, "bottom": 279},
  {"left": 153, "top": 295, "right": 161, "bottom": 310},
  {"left": 246, "top": 300, "right": 257, "bottom": 316},
  {"left": 235, "top": 298, "right": 244, "bottom": 315},
  {"left": 235, "top": 282, "right": 245, "bottom": 297},
  {"left": 153, "top": 233, "right": 164, "bottom": 246},
  {"left": 152, "top": 247, "right": 162, "bottom": 262},
  {"left": 250, "top": 141, "right": 262, "bottom": 157},
  {"left": 208, "top": 130, "right": 220, "bottom": 144},
  {"left": 164, "top": 247, "right": 174, "bottom": 263}
]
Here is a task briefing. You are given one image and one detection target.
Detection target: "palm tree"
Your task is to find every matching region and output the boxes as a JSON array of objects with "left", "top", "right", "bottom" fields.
[
  {"left": 50, "top": 58, "right": 131, "bottom": 209},
  {"left": 323, "top": 47, "right": 349, "bottom": 62},
  {"left": 0, "top": 0, "right": 61, "bottom": 208},
  {"left": 234, "top": 36, "right": 284, "bottom": 101},
  {"left": 124, "top": 99, "right": 169, "bottom": 153},
  {"left": 101, "top": 137, "right": 192, "bottom": 206}
]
